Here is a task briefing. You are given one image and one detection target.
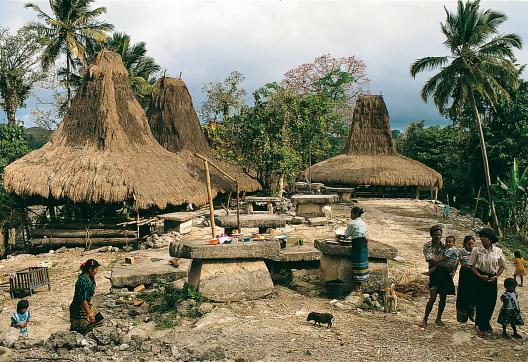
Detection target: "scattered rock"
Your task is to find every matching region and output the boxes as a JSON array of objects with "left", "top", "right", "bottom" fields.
[
  {"left": 91, "top": 326, "right": 122, "bottom": 346},
  {"left": 45, "top": 331, "right": 84, "bottom": 350},
  {"left": 198, "top": 302, "right": 215, "bottom": 314},
  {"left": 195, "top": 345, "right": 226, "bottom": 361},
  {"left": 56, "top": 246, "right": 68, "bottom": 253},
  {"left": 122, "top": 245, "right": 134, "bottom": 252}
]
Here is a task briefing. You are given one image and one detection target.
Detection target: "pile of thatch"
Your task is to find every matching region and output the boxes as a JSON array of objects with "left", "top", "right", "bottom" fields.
[
  {"left": 147, "top": 77, "right": 259, "bottom": 192},
  {"left": 305, "top": 95, "right": 442, "bottom": 189},
  {"left": 3, "top": 51, "right": 221, "bottom": 209}
]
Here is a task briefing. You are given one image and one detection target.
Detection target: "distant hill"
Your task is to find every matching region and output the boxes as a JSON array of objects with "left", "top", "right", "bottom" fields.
[{"left": 26, "top": 127, "right": 53, "bottom": 149}]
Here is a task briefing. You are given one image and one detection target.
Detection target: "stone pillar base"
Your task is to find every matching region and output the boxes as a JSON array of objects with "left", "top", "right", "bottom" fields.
[
  {"left": 188, "top": 259, "right": 274, "bottom": 302},
  {"left": 319, "top": 255, "right": 388, "bottom": 293}
]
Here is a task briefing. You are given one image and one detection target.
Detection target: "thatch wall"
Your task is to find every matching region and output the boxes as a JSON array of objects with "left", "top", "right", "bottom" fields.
[
  {"left": 147, "top": 77, "right": 259, "bottom": 192},
  {"left": 3, "top": 51, "right": 226, "bottom": 209},
  {"left": 306, "top": 95, "right": 443, "bottom": 189}
]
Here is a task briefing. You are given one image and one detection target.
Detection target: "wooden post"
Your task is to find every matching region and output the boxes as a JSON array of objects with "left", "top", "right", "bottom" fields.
[
  {"left": 204, "top": 160, "right": 216, "bottom": 238},
  {"left": 236, "top": 181, "right": 240, "bottom": 232},
  {"left": 434, "top": 189, "right": 438, "bottom": 202},
  {"left": 472, "top": 186, "right": 482, "bottom": 228}
]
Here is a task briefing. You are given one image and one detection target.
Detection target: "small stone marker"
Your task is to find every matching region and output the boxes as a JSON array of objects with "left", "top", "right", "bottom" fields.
[
  {"left": 124, "top": 256, "right": 135, "bottom": 265},
  {"left": 133, "top": 284, "right": 145, "bottom": 293}
]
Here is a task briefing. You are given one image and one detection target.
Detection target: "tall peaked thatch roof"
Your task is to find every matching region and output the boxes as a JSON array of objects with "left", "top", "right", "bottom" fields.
[
  {"left": 147, "top": 77, "right": 260, "bottom": 192},
  {"left": 306, "top": 95, "right": 443, "bottom": 189},
  {"left": 3, "top": 51, "right": 219, "bottom": 209}
]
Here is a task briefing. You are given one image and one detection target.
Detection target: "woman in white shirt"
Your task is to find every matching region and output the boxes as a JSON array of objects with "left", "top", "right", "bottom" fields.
[
  {"left": 344, "top": 206, "right": 369, "bottom": 292},
  {"left": 470, "top": 227, "right": 506, "bottom": 336}
]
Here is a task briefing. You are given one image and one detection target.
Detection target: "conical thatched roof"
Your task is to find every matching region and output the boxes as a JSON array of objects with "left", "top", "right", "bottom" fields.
[
  {"left": 3, "top": 51, "right": 218, "bottom": 209},
  {"left": 306, "top": 95, "right": 443, "bottom": 189},
  {"left": 147, "top": 77, "right": 260, "bottom": 192}
]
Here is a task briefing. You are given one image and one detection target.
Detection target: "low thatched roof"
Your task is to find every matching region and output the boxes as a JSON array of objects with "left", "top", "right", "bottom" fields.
[
  {"left": 3, "top": 51, "right": 220, "bottom": 209},
  {"left": 147, "top": 77, "right": 260, "bottom": 192},
  {"left": 306, "top": 95, "right": 443, "bottom": 189}
]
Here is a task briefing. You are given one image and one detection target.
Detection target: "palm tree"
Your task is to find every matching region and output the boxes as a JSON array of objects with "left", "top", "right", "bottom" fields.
[
  {"left": 25, "top": 0, "right": 113, "bottom": 106},
  {"left": 410, "top": 0, "right": 522, "bottom": 231}
]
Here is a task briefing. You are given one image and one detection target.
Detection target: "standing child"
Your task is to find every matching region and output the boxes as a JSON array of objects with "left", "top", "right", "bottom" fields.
[
  {"left": 497, "top": 278, "right": 524, "bottom": 339},
  {"left": 513, "top": 251, "right": 525, "bottom": 287},
  {"left": 422, "top": 236, "right": 458, "bottom": 276},
  {"left": 11, "top": 299, "right": 30, "bottom": 336},
  {"left": 444, "top": 236, "right": 459, "bottom": 277},
  {"left": 443, "top": 203, "right": 450, "bottom": 219}
]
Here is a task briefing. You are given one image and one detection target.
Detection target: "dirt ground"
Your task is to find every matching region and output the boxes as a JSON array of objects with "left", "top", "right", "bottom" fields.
[{"left": 1, "top": 198, "right": 527, "bottom": 361}]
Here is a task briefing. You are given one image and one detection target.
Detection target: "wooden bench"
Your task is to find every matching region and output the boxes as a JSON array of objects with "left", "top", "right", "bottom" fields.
[{"left": 9, "top": 267, "right": 51, "bottom": 298}]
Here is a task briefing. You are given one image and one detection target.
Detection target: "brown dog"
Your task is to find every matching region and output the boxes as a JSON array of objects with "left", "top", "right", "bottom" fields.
[{"left": 383, "top": 283, "right": 398, "bottom": 313}]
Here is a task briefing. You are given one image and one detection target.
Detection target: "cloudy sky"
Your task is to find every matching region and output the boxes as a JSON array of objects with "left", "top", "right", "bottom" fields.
[{"left": 1, "top": 0, "right": 527, "bottom": 130}]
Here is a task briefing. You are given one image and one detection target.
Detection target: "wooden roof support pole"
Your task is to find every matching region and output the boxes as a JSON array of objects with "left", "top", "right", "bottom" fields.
[
  {"left": 204, "top": 159, "right": 216, "bottom": 238},
  {"left": 194, "top": 153, "right": 240, "bottom": 234}
]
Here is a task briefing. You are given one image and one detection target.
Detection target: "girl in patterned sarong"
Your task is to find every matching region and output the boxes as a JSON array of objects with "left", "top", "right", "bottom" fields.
[
  {"left": 70, "top": 259, "right": 100, "bottom": 334},
  {"left": 345, "top": 207, "right": 369, "bottom": 292},
  {"left": 456, "top": 236, "right": 476, "bottom": 323}
]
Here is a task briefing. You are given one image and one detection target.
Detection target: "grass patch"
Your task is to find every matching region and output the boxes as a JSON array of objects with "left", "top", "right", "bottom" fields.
[
  {"left": 153, "top": 310, "right": 181, "bottom": 330},
  {"left": 501, "top": 234, "right": 528, "bottom": 261}
]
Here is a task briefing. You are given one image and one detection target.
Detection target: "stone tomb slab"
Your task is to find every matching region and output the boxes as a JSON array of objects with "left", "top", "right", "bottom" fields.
[
  {"left": 110, "top": 261, "right": 187, "bottom": 289},
  {"left": 324, "top": 187, "right": 355, "bottom": 202},
  {"left": 169, "top": 240, "right": 280, "bottom": 260},
  {"left": 291, "top": 194, "right": 338, "bottom": 218},
  {"left": 314, "top": 239, "right": 397, "bottom": 293},
  {"left": 314, "top": 239, "right": 398, "bottom": 260},
  {"left": 188, "top": 259, "right": 274, "bottom": 302},
  {"left": 158, "top": 210, "right": 208, "bottom": 235}
]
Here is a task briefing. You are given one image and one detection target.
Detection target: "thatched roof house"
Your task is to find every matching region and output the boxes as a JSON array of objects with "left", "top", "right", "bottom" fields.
[
  {"left": 147, "top": 77, "right": 259, "bottom": 192},
  {"left": 3, "top": 51, "right": 223, "bottom": 209},
  {"left": 305, "top": 95, "right": 443, "bottom": 190}
]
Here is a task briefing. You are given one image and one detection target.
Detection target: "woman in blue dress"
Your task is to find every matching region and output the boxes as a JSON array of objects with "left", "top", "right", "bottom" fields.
[{"left": 344, "top": 206, "right": 369, "bottom": 292}]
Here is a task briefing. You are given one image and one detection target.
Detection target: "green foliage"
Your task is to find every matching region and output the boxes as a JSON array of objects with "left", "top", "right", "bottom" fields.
[
  {"left": 139, "top": 280, "right": 204, "bottom": 313},
  {"left": 138, "top": 280, "right": 203, "bottom": 330},
  {"left": 200, "top": 71, "right": 247, "bottom": 121},
  {"left": 0, "top": 27, "right": 44, "bottom": 125},
  {"left": 494, "top": 159, "right": 528, "bottom": 234},
  {"left": 25, "top": 0, "right": 114, "bottom": 104},
  {"left": 25, "top": 126, "right": 53, "bottom": 149},
  {"left": 410, "top": 0, "right": 522, "bottom": 230},
  {"left": 0, "top": 125, "right": 30, "bottom": 252},
  {"left": 209, "top": 82, "right": 338, "bottom": 191}
]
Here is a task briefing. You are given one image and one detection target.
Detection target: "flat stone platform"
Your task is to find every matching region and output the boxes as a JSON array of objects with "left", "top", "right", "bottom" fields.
[
  {"left": 158, "top": 210, "right": 208, "bottom": 221},
  {"left": 169, "top": 240, "right": 280, "bottom": 260}
]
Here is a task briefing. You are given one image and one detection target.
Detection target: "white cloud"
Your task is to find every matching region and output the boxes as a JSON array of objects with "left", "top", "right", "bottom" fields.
[{"left": 2, "top": 0, "right": 527, "bottom": 129}]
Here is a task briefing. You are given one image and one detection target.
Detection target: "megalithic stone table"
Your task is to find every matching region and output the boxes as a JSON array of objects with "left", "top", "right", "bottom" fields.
[
  {"left": 214, "top": 214, "right": 286, "bottom": 235},
  {"left": 291, "top": 194, "right": 338, "bottom": 218},
  {"left": 314, "top": 239, "right": 398, "bottom": 293},
  {"left": 170, "top": 240, "right": 280, "bottom": 302},
  {"left": 324, "top": 187, "right": 356, "bottom": 202}
]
